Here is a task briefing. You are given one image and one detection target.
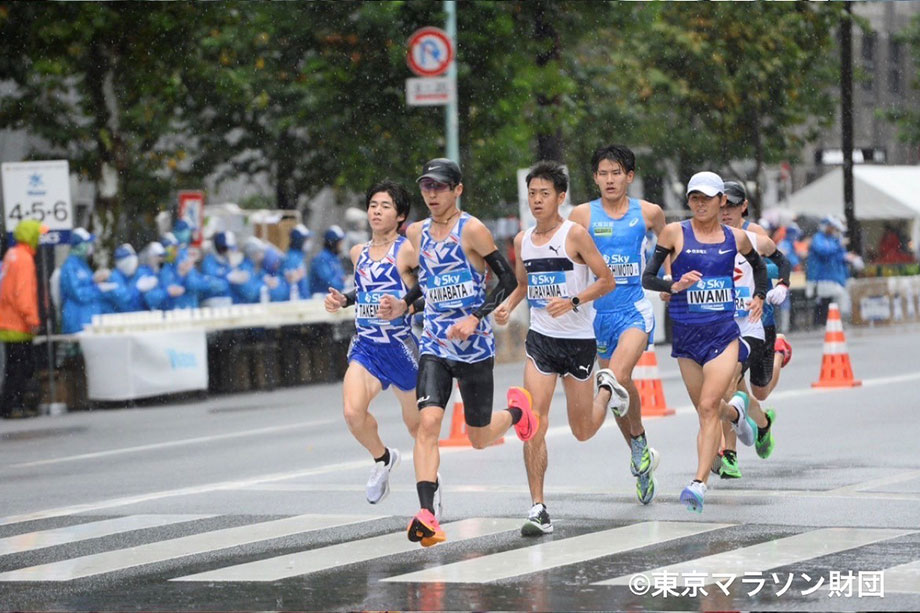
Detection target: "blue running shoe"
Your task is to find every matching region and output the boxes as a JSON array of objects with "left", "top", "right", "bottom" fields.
[{"left": 680, "top": 481, "right": 707, "bottom": 513}]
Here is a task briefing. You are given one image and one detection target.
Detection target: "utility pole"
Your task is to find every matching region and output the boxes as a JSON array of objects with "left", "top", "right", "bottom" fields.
[
  {"left": 840, "top": 2, "right": 861, "bottom": 255},
  {"left": 444, "top": 0, "right": 459, "bottom": 167}
]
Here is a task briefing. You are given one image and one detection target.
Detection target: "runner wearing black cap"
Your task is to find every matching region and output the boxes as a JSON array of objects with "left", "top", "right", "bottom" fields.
[
  {"left": 713, "top": 181, "right": 792, "bottom": 478},
  {"left": 378, "top": 157, "right": 538, "bottom": 547}
]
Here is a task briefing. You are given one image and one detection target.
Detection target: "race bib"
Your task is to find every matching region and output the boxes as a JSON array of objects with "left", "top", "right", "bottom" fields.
[
  {"left": 427, "top": 269, "right": 477, "bottom": 310},
  {"left": 606, "top": 254, "right": 640, "bottom": 285},
  {"left": 527, "top": 271, "right": 567, "bottom": 308},
  {"left": 734, "top": 286, "right": 752, "bottom": 318},
  {"left": 686, "top": 276, "right": 734, "bottom": 313},
  {"left": 355, "top": 291, "right": 401, "bottom": 327}
]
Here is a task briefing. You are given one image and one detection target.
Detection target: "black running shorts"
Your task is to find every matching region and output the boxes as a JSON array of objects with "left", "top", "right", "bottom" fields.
[
  {"left": 416, "top": 354, "right": 495, "bottom": 427},
  {"left": 525, "top": 329, "right": 597, "bottom": 381},
  {"left": 740, "top": 334, "right": 772, "bottom": 389}
]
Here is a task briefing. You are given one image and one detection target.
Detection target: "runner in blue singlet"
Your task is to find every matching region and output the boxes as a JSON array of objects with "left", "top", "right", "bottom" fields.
[
  {"left": 376, "top": 158, "right": 537, "bottom": 548},
  {"left": 325, "top": 181, "right": 421, "bottom": 508},
  {"left": 642, "top": 171, "right": 768, "bottom": 513},
  {"left": 569, "top": 144, "right": 666, "bottom": 505}
]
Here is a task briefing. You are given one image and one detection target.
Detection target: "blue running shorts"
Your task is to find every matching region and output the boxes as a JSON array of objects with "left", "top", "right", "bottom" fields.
[
  {"left": 347, "top": 335, "right": 419, "bottom": 392},
  {"left": 594, "top": 299, "right": 655, "bottom": 359},
  {"left": 671, "top": 319, "right": 749, "bottom": 366}
]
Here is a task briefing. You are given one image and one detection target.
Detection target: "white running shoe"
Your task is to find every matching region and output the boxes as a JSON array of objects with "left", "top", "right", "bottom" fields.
[
  {"left": 596, "top": 368, "right": 629, "bottom": 417},
  {"left": 728, "top": 392, "right": 756, "bottom": 447},
  {"left": 366, "top": 447, "right": 400, "bottom": 504}
]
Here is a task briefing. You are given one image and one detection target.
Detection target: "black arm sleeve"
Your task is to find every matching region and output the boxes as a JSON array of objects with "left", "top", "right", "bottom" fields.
[
  {"left": 642, "top": 245, "right": 674, "bottom": 293},
  {"left": 765, "top": 248, "right": 792, "bottom": 287},
  {"left": 401, "top": 283, "right": 423, "bottom": 307},
  {"left": 743, "top": 248, "right": 769, "bottom": 299},
  {"left": 472, "top": 250, "right": 517, "bottom": 320},
  {"left": 410, "top": 297, "right": 426, "bottom": 314},
  {"left": 343, "top": 289, "right": 357, "bottom": 307}
]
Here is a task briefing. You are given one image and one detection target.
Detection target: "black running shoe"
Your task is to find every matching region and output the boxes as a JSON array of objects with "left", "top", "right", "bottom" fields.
[{"left": 521, "top": 503, "right": 553, "bottom": 536}]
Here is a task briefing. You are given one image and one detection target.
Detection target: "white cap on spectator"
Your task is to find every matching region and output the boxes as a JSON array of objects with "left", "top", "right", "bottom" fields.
[{"left": 686, "top": 171, "right": 724, "bottom": 197}]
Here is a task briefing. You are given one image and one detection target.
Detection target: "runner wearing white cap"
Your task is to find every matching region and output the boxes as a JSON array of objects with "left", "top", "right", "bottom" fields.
[{"left": 642, "top": 171, "right": 767, "bottom": 513}]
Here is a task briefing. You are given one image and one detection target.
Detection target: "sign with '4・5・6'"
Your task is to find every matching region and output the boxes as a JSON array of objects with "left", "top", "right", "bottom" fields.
[{"left": 1, "top": 159, "right": 73, "bottom": 245}]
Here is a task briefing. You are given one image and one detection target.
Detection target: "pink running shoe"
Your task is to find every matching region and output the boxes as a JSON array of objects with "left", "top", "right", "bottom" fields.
[
  {"left": 774, "top": 334, "right": 792, "bottom": 368},
  {"left": 507, "top": 387, "right": 538, "bottom": 442}
]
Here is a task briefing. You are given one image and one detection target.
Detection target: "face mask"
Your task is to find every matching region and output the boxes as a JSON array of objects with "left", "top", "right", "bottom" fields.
[
  {"left": 72, "top": 243, "right": 92, "bottom": 259},
  {"left": 175, "top": 230, "right": 192, "bottom": 246},
  {"left": 116, "top": 255, "right": 139, "bottom": 277},
  {"left": 301, "top": 238, "right": 314, "bottom": 254},
  {"left": 228, "top": 251, "right": 244, "bottom": 267}
]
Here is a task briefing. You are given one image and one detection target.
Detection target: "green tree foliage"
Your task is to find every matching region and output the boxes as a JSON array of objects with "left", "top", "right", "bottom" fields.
[
  {"left": 888, "top": 13, "right": 920, "bottom": 145},
  {"left": 570, "top": 3, "right": 841, "bottom": 214},
  {"left": 1, "top": 1, "right": 847, "bottom": 228},
  {"left": 0, "top": 2, "right": 213, "bottom": 243}
]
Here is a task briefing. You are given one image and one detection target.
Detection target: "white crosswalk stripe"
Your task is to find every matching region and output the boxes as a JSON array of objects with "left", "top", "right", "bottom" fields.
[
  {"left": 595, "top": 527, "right": 916, "bottom": 586},
  {"left": 882, "top": 559, "right": 920, "bottom": 594},
  {"left": 0, "top": 513, "right": 917, "bottom": 595},
  {"left": 0, "top": 514, "right": 380, "bottom": 581},
  {"left": 383, "top": 521, "right": 730, "bottom": 584},
  {"left": 174, "top": 517, "right": 521, "bottom": 582},
  {"left": 0, "top": 514, "right": 213, "bottom": 556}
]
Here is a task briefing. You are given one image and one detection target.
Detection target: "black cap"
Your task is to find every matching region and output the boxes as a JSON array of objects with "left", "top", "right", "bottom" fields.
[
  {"left": 724, "top": 181, "right": 747, "bottom": 206},
  {"left": 416, "top": 158, "right": 462, "bottom": 185}
]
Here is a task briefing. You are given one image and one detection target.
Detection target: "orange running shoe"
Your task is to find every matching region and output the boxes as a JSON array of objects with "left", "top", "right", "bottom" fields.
[
  {"left": 774, "top": 334, "right": 792, "bottom": 368},
  {"left": 407, "top": 509, "right": 446, "bottom": 547},
  {"left": 507, "top": 386, "right": 538, "bottom": 442}
]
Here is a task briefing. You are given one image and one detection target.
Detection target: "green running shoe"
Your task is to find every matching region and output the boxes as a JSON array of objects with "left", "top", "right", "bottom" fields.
[
  {"left": 720, "top": 450, "right": 742, "bottom": 479},
  {"left": 756, "top": 409, "right": 776, "bottom": 459}
]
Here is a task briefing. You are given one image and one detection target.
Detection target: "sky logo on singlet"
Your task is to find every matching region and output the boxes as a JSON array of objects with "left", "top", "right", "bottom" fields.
[
  {"left": 428, "top": 270, "right": 475, "bottom": 309},
  {"left": 528, "top": 271, "right": 566, "bottom": 308},
  {"left": 687, "top": 277, "right": 734, "bottom": 312}
]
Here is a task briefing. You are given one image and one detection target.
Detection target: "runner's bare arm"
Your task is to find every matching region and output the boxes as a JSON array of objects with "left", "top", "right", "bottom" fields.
[
  {"left": 569, "top": 223, "right": 615, "bottom": 305},
  {"left": 567, "top": 203, "right": 591, "bottom": 230},
  {"left": 493, "top": 231, "right": 527, "bottom": 326},
  {"left": 641, "top": 200, "right": 666, "bottom": 236}
]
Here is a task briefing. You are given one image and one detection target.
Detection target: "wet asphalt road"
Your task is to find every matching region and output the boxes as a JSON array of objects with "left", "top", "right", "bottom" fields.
[{"left": 1, "top": 323, "right": 919, "bottom": 611}]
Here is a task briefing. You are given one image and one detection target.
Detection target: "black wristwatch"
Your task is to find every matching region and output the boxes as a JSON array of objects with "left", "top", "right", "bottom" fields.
[{"left": 570, "top": 296, "right": 581, "bottom": 312}]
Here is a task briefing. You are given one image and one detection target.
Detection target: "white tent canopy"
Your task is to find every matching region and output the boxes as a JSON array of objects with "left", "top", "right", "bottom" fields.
[{"left": 782, "top": 165, "right": 920, "bottom": 220}]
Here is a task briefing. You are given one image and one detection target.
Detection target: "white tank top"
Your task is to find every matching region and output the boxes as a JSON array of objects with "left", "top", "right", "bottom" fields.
[
  {"left": 733, "top": 229, "right": 765, "bottom": 341},
  {"left": 521, "top": 220, "right": 595, "bottom": 339}
]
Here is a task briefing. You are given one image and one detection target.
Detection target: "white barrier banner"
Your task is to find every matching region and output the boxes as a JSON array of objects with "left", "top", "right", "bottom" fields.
[{"left": 80, "top": 329, "right": 208, "bottom": 401}]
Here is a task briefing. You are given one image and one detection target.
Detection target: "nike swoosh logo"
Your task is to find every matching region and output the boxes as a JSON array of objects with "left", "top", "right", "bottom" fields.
[{"left": 718, "top": 249, "right": 732, "bottom": 254}]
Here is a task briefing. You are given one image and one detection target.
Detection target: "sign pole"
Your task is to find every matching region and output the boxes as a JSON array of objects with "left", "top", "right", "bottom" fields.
[
  {"left": 444, "top": 0, "right": 459, "bottom": 168},
  {"left": 40, "top": 245, "right": 56, "bottom": 408}
]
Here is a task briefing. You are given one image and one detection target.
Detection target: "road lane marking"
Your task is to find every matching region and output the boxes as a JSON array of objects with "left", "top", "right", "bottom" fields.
[
  {"left": 0, "top": 514, "right": 213, "bottom": 556},
  {"left": 173, "top": 517, "right": 521, "bottom": 582},
  {"left": 825, "top": 469, "right": 920, "bottom": 494},
  {"left": 0, "top": 514, "right": 380, "bottom": 581},
  {"left": 881, "top": 559, "right": 920, "bottom": 594},
  {"left": 11, "top": 419, "right": 337, "bottom": 469},
  {"left": 383, "top": 521, "right": 731, "bottom": 584},
  {"left": 595, "top": 527, "right": 916, "bottom": 586}
]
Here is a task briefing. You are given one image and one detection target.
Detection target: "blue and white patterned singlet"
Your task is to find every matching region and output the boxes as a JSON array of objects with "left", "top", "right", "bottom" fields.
[
  {"left": 418, "top": 213, "right": 495, "bottom": 362},
  {"left": 353, "top": 236, "right": 412, "bottom": 343}
]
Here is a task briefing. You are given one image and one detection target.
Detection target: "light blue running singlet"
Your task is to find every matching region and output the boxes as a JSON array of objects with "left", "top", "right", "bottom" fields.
[{"left": 588, "top": 198, "right": 647, "bottom": 312}]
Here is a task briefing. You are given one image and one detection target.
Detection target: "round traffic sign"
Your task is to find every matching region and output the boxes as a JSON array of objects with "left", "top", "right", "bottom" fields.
[{"left": 406, "top": 27, "right": 454, "bottom": 77}]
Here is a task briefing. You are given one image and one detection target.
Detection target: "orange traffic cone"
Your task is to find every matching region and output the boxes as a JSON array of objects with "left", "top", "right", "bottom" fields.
[
  {"left": 812, "top": 302, "right": 861, "bottom": 388},
  {"left": 635, "top": 348, "right": 675, "bottom": 417},
  {"left": 438, "top": 388, "right": 504, "bottom": 447}
]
